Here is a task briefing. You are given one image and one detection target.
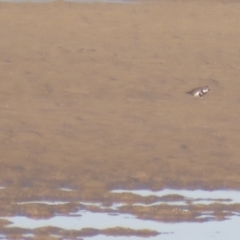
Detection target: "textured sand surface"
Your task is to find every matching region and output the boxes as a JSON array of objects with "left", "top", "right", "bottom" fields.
[{"left": 0, "top": 0, "right": 240, "bottom": 203}]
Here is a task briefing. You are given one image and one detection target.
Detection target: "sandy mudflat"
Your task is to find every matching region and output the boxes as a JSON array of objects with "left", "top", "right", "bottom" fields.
[{"left": 0, "top": 0, "right": 240, "bottom": 204}]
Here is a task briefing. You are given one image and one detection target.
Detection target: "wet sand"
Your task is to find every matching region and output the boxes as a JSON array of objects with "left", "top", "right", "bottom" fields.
[{"left": 1, "top": 0, "right": 240, "bottom": 237}]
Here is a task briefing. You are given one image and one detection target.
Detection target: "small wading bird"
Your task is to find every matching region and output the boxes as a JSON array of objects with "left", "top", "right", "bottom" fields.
[{"left": 185, "top": 86, "right": 210, "bottom": 98}]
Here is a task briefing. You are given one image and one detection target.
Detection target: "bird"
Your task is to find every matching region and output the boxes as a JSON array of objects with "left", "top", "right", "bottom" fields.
[{"left": 185, "top": 86, "right": 210, "bottom": 98}]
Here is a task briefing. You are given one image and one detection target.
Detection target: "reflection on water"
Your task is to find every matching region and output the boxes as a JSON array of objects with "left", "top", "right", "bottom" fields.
[
  {"left": 4, "top": 212, "right": 158, "bottom": 230},
  {"left": 1, "top": 188, "right": 240, "bottom": 239},
  {"left": 3, "top": 211, "right": 240, "bottom": 239},
  {"left": 84, "top": 216, "right": 240, "bottom": 240}
]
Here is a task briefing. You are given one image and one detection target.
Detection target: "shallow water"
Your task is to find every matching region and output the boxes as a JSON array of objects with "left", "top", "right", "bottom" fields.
[
  {"left": 3, "top": 209, "right": 240, "bottom": 239},
  {"left": 2, "top": 188, "right": 240, "bottom": 239}
]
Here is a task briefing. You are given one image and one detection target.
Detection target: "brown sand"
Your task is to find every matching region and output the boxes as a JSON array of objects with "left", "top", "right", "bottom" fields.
[
  {"left": 0, "top": 0, "right": 240, "bottom": 202},
  {"left": 1, "top": 1, "right": 240, "bottom": 238}
]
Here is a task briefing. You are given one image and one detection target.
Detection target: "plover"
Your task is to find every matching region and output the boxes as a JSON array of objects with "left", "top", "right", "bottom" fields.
[{"left": 185, "top": 86, "right": 210, "bottom": 98}]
